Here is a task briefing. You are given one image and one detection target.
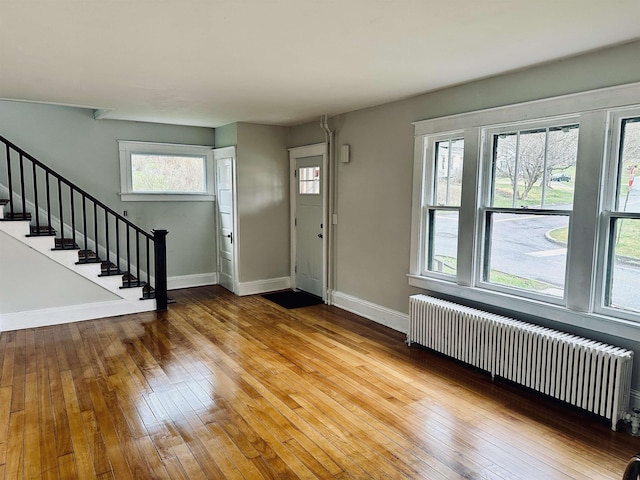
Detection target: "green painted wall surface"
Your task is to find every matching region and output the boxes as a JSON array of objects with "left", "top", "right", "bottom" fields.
[
  {"left": 214, "top": 123, "right": 238, "bottom": 148},
  {"left": 0, "top": 231, "right": 118, "bottom": 313},
  {"left": 236, "top": 123, "right": 290, "bottom": 283}
]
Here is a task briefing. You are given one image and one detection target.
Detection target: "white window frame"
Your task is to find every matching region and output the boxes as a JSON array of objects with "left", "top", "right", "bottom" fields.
[
  {"left": 595, "top": 107, "right": 640, "bottom": 321},
  {"left": 418, "top": 131, "right": 464, "bottom": 280},
  {"left": 477, "top": 117, "right": 579, "bottom": 305},
  {"left": 409, "top": 81, "right": 640, "bottom": 342},
  {"left": 118, "top": 140, "right": 215, "bottom": 202}
]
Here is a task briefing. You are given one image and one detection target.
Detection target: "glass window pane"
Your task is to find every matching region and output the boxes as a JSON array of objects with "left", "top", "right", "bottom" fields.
[
  {"left": 485, "top": 212, "right": 569, "bottom": 297},
  {"left": 492, "top": 133, "right": 517, "bottom": 207},
  {"left": 491, "top": 124, "right": 577, "bottom": 209},
  {"left": 608, "top": 218, "right": 640, "bottom": 313},
  {"left": 131, "top": 154, "right": 206, "bottom": 193},
  {"left": 299, "top": 166, "right": 320, "bottom": 194},
  {"left": 518, "top": 129, "right": 546, "bottom": 208},
  {"left": 434, "top": 138, "right": 464, "bottom": 206},
  {"left": 427, "top": 210, "right": 458, "bottom": 276},
  {"left": 616, "top": 118, "right": 640, "bottom": 213},
  {"left": 545, "top": 126, "right": 577, "bottom": 209}
]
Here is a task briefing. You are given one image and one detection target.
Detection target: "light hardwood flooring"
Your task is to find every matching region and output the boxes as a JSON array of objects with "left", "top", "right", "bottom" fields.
[{"left": 1, "top": 285, "right": 639, "bottom": 479}]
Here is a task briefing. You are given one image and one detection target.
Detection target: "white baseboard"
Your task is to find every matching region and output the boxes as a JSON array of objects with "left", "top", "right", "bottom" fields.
[
  {"left": 237, "top": 276, "right": 291, "bottom": 296},
  {"left": 0, "top": 299, "right": 156, "bottom": 332},
  {"left": 331, "top": 291, "right": 409, "bottom": 334},
  {"left": 168, "top": 272, "right": 218, "bottom": 290}
]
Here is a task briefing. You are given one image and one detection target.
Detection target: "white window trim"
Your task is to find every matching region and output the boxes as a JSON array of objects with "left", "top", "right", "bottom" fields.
[
  {"left": 409, "top": 81, "right": 640, "bottom": 343},
  {"left": 594, "top": 107, "right": 640, "bottom": 321},
  {"left": 476, "top": 117, "right": 579, "bottom": 305},
  {"left": 419, "top": 131, "right": 464, "bottom": 280},
  {"left": 118, "top": 140, "right": 215, "bottom": 202}
]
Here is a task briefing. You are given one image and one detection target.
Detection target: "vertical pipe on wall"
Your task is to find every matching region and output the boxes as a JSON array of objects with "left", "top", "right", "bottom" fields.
[{"left": 320, "top": 115, "right": 335, "bottom": 302}]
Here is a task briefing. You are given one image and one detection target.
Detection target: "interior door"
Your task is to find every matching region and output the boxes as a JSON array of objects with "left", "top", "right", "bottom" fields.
[
  {"left": 214, "top": 147, "right": 237, "bottom": 293},
  {"left": 295, "top": 155, "right": 324, "bottom": 297}
]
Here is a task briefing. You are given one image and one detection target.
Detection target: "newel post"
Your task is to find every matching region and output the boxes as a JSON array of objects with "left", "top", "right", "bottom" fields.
[{"left": 153, "top": 229, "right": 168, "bottom": 311}]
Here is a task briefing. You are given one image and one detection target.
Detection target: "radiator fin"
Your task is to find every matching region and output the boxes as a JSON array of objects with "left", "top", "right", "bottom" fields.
[{"left": 408, "top": 295, "right": 633, "bottom": 430}]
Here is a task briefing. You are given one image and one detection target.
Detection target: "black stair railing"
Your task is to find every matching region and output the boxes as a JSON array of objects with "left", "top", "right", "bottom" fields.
[{"left": 0, "top": 134, "right": 168, "bottom": 310}]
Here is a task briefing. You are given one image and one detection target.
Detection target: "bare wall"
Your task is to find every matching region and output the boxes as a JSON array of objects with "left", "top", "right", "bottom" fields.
[
  {"left": 236, "top": 123, "right": 290, "bottom": 283},
  {"left": 0, "top": 231, "right": 117, "bottom": 313}
]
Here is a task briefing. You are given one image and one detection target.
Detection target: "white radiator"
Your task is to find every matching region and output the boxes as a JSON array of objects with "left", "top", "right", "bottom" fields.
[{"left": 408, "top": 294, "right": 634, "bottom": 430}]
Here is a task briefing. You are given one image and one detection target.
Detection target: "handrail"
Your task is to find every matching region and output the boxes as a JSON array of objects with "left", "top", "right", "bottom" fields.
[
  {"left": 0, "top": 134, "right": 150, "bottom": 238},
  {"left": 0, "top": 134, "right": 168, "bottom": 310}
]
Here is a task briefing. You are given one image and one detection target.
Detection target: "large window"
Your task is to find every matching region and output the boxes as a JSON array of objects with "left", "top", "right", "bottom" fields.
[
  {"left": 409, "top": 82, "right": 640, "bottom": 337},
  {"left": 482, "top": 121, "right": 578, "bottom": 299},
  {"left": 604, "top": 113, "right": 640, "bottom": 314},
  {"left": 118, "top": 141, "right": 214, "bottom": 201},
  {"left": 420, "top": 135, "right": 464, "bottom": 278}
]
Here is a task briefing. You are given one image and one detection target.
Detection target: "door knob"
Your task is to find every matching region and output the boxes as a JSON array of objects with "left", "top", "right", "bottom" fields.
[
  {"left": 226, "top": 232, "right": 233, "bottom": 243},
  {"left": 317, "top": 233, "right": 323, "bottom": 239}
]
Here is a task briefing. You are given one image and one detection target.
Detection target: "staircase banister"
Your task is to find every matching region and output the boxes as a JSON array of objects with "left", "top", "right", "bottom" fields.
[{"left": 0, "top": 134, "right": 153, "bottom": 239}]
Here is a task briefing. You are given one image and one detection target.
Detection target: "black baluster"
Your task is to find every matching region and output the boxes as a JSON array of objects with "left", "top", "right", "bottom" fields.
[
  {"left": 105, "top": 210, "right": 110, "bottom": 275},
  {"left": 136, "top": 230, "right": 140, "bottom": 287},
  {"left": 6, "top": 144, "right": 14, "bottom": 216},
  {"left": 82, "top": 195, "right": 88, "bottom": 263},
  {"left": 19, "top": 153, "right": 26, "bottom": 217},
  {"left": 146, "top": 236, "right": 150, "bottom": 293},
  {"left": 58, "top": 179, "right": 64, "bottom": 245},
  {"left": 32, "top": 163, "right": 40, "bottom": 232},
  {"left": 126, "top": 225, "right": 131, "bottom": 287},
  {"left": 93, "top": 202, "right": 98, "bottom": 260},
  {"left": 116, "top": 220, "right": 121, "bottom": 274},
  {"left": 70, "top": 188, "right": 76, "bottom": 246},
  {"left": 45, "top": 173, "right": 52, "bottom": 234}
]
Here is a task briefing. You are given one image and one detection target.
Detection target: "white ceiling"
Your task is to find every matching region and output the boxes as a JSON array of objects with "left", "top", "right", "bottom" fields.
[{"left": 1, "top": 0, "right": 639, "bottom": 128}]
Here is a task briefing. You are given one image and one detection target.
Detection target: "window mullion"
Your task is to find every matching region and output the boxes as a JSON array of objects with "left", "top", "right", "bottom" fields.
[
  {"left": 457, "top": 128, "right": 481, "bottom": 287},
  {"left": 513, "top": 131, "right": 520, "bottom": 208},
  {"left": 541, "top": 128, "right": 550, "bottom": 208},
  {"left": 446, "top": 140, "right": 453, "bottom": 205},
  {"left": 567, "top": 109, "right": 608, "bottom": 312}
]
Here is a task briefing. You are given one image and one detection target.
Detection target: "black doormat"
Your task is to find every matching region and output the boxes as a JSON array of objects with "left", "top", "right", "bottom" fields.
[{"left": 262, "top": 290, "right": 323, "bottom": 309}]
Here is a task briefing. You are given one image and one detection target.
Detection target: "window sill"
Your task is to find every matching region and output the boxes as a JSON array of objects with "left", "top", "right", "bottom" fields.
[
  {"left": 119, "top": 193, "right": 216, "bottom": 202},
  {"left": 407, "top": 274, "right": 640, "bottom": 342}
]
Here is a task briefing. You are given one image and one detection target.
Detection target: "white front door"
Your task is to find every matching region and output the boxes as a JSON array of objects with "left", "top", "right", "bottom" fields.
[
  {"left": 292, "top": 148, "right": 326, "bottom": 298},
  {"left": 214, "top": 147, "right": 237, "bottom": 293}
]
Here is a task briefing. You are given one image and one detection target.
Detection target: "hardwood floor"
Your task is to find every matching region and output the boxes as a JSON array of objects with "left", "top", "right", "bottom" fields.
[{"left": 1, "top": 286, "right": 639, "bottom": 479}]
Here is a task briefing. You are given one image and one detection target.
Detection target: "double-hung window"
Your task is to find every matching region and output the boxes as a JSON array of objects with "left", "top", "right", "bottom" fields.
[
  {"left": 410, "top": 83, "right": 640, "bottom": 337},
  {"left": 118, "top": 141, "right": 215, "bottom": 201},
  {"left": 420, "top": 134, "right": 464, "bottom": 278},
  {"left": 481, "top": 120, "right": 578, "bottom": 300},
  {"left": 603, "top": 110, "right": 640, "bottom": 314}
]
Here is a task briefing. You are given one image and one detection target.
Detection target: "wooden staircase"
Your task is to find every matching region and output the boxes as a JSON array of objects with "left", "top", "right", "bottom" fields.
[{"left": 0, "top": 133, "right": 168, "bottom": 331}]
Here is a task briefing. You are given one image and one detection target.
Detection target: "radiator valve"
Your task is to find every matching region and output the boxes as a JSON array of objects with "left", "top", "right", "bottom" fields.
[{"left": 623, "top": 409, "right": 640, "bottom": 436}]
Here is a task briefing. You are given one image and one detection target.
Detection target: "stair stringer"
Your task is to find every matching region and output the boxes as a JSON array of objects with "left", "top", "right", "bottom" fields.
[{"left": 0, "top": 220, "right": 155, "bottom": 332}]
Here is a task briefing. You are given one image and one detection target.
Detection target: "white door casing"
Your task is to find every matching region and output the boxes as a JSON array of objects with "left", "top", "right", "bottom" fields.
[
  {"left": 290, "top": 143, "right": 328, "bottom": 300},
  {"left": 214, "top": 147, "right": 238, "bottom": 294}
]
